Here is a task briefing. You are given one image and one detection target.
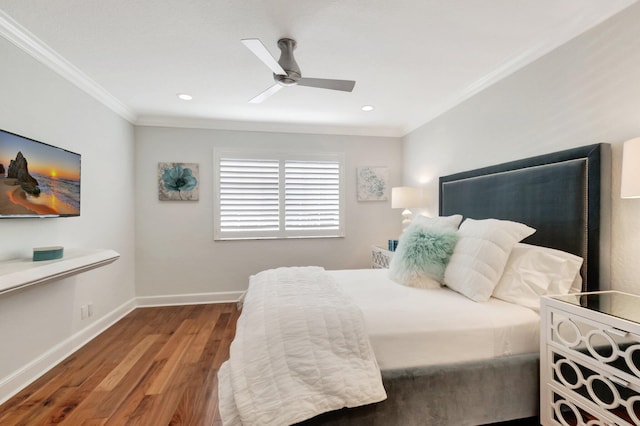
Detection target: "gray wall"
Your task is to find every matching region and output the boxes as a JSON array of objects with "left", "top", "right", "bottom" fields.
[
  {"left": 134, "top": 126, "right": 403, "bottom": 296},
  {"left": 0, "top": 37, "right": 136, "bottom": 399},
  {"left": 403, "top": 3, "right": 640, "bottom": 293}
]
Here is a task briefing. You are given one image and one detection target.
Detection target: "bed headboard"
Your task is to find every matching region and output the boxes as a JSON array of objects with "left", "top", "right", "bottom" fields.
[{"left": 439, "top": 144, "right": 610, "bottom": 292}]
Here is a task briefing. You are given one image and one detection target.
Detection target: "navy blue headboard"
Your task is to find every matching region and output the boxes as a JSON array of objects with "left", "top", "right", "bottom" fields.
[{"left": 439, "top": 144, "right": 609, "bottom": 292}]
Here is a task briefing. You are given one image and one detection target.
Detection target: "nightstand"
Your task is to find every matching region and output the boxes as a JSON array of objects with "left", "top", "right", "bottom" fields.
[
  {"left": 371, "top": 246, "right": 393, "bottom": 269},
  {"left": 540, "top": 291, "right": 640, "bottom": 425}
]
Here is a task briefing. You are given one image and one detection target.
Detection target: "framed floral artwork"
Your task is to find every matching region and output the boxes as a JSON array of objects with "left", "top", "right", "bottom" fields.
[
  {"left": 158, "top": 162, "right": 199, "bottom": 201},
  {"left": 357, "top": 166, "right": 388, "bottom": 201}
]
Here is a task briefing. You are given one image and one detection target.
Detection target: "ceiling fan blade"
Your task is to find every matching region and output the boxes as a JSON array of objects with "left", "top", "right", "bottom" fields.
[
  {"left": 249, "top": 83, "right": 284, "bottom": 104},
  {"left": 241, "top": 39, "right": 287, "bottom": 76},
  {"left": 297, "top": 78, "right": 356, "bottom": 92}
]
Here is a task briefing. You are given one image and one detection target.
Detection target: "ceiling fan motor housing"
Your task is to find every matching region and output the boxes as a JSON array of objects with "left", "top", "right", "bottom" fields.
[{"left": 275, "top": 38, "right": 301, "bottom": 86}]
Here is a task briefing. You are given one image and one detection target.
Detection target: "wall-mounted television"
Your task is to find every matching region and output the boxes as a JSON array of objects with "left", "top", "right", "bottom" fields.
[{"left": 0, "top": 128, "right": 80, "bottom": 218}]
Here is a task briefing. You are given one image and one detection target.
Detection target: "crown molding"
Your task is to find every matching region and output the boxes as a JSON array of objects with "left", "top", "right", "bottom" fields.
[
  {"left": 402, "top": 0, "right": 637, "bottom": 135},
  {"left": 1, "top": 2, "right": 634, "bottom": 137},
  {"left": 0, "top": 10, "right": 136, "bottom": 123},
  {"left": 402, "top": 42, "right": 545, "bottom": 135},
  {"left": 136, "top": 115, "right": 404, "bottom": 138}
]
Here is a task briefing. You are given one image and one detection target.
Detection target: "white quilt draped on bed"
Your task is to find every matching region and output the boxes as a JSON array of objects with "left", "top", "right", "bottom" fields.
[{"left": 218, "top": 266, "right": 387, "bottom": 426}]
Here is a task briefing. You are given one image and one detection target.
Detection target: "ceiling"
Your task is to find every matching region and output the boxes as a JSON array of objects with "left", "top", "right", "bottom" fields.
[{"left": 0, "top": 0, "right": 636, "bottom": 137}]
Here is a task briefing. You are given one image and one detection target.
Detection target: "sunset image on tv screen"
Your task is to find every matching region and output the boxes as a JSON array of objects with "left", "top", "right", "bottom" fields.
[{"left": 0, "top": 129, "right": 80, "bottom": 217}]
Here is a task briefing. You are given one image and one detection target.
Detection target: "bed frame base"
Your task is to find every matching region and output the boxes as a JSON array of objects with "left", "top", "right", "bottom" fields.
[{"left": 301, "top": 353, "right": 539, "bottom": 426}]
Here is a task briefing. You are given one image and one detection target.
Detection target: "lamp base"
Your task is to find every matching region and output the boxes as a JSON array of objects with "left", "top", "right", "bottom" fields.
[{"left": 401, "top": 209, "right": 413, "bottom": 232}]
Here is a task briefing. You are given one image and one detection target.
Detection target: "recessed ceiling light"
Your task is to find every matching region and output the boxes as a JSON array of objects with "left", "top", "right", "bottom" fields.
[
  {"left": 361, "top": 105, "right": 374, "bottom": 112},
  {"left": 177, "top": 93, "right": 193, "bottom": 101}
]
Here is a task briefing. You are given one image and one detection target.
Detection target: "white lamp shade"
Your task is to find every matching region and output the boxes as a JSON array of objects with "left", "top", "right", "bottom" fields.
[
  {"left": 621, "top": 137, "right": 640, "bottom": 198},
  {"left": 391, "top": 186, "right": 422, "bottom": 208}
]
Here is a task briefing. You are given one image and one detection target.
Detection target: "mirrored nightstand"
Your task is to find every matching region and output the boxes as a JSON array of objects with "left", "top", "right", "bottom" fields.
[{"left": 540, "top": 291, "right": 640, "bottom": 425}]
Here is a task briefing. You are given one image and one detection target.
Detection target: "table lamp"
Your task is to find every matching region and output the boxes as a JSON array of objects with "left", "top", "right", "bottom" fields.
[{"left": 391, "top": 186, "right": 422, "bottom": 231}]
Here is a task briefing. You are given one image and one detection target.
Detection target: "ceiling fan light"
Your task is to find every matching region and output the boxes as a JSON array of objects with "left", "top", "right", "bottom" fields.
[
  {"left": 177, "top": 93, "right": 193, "bottom": 101},
  {"left": 361, "top": 105, "right": 374, "bottom": 112}
]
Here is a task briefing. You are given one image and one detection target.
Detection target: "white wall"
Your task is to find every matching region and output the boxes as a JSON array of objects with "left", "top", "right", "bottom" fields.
[
  {"left": 135, "top": 126, "right": 402, "bottom": 296},
  {"left": 0, "top": 37, "right": 136, "bottom": 400},
  {"left": 404, "top": 4, "right": 640, "bottom": 294}
]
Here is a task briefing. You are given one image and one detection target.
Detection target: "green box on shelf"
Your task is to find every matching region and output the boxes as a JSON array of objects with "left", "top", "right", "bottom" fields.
[{"left": 33, "top": 246, "right": 64, "bottom": 262}]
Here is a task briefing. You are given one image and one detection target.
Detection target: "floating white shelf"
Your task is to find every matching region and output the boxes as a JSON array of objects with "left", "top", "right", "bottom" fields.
[{"left": 0, "top": 249, "right": 120, "bottom": 295}]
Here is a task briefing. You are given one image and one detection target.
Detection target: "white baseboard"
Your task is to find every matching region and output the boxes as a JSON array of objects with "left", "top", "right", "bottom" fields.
[
  {"left": 0, "top": 298, "right": 136, "bottom": 405},
  {"left": 0, "top": 291, "right": 243, "bottom": 405},
  {"left": 136, "top": 291, "right": 245, "bottom": 307}
]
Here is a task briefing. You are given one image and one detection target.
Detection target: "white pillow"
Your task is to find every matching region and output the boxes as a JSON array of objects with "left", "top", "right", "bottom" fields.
[
  {"left": 444, "top": 218, "right": 536, "bottom": 302},
  {"left": 493, "top": 243, "right": 583, "bottom": 311},
  {"left": 568, "top": 273, "right": 583, "bottom": 294},
  {"left": 410, "top": 214, "right": 463, "bottom": 231}
]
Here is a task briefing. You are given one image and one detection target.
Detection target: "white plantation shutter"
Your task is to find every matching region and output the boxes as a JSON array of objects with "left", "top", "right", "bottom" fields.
[
  {"left": 219, "top": 159, "right": 280, "bottom": 233},
  {"left": 214, "top": 150, "right": 344, "bottom": 240},
  {"left": 285, "top": 161, "right": 340, "bottom": 232}
]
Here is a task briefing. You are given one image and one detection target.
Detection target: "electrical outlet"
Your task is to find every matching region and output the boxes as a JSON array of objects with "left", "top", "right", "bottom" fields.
[
  {"left": 80, "top": 305, "right": 88, "bottom": 320},
  {"left": 87, "top": 303, "right": 93, "bottom": 317}
]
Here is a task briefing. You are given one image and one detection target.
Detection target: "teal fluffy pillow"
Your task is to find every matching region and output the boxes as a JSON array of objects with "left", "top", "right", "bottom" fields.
[{"left": 389, "top": 224, "right": 459, "bottom": 289}]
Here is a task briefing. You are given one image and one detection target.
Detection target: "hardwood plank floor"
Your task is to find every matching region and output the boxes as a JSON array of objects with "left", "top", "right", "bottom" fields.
[{"left": 0, "top": 303, "right": 240, "bottom": 425}]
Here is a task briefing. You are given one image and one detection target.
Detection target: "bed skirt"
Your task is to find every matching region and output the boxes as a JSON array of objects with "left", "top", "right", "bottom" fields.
[{"left": 299, "top": 352, "right": 539, "bottom": 426}]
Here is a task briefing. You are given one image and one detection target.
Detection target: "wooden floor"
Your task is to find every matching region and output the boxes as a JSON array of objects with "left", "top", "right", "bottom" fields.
[{"left": 0, "top": 303, "right": 240, "bottom": 425}]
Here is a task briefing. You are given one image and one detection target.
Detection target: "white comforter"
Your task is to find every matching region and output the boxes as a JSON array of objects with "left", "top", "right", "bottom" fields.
[
  {"left": 218, "top": 266, "right": 387, "bottom": 426},
  {"left": 329, "top": 269, "right": 541, "bottom": 369}
]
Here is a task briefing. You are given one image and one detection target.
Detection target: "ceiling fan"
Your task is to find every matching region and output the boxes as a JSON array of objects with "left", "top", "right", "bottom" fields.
[{"left": 241, "top": 38, "right": 356, "bottom": 104}]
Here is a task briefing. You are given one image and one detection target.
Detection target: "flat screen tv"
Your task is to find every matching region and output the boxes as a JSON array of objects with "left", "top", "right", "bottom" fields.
[{"left": 0, "top": 128, "right": 80, "bottom": 218}]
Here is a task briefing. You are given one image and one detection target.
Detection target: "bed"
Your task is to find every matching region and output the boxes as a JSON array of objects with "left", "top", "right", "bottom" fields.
[{"left": 219, "top": 143, "right": 610, "bottom": 426}]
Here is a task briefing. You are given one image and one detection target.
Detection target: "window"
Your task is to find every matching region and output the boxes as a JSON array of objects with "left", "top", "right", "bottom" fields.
[{"left": 214, "top": 150, "right": 345, "bottom": 240}]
